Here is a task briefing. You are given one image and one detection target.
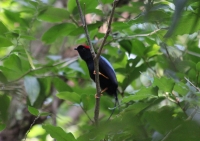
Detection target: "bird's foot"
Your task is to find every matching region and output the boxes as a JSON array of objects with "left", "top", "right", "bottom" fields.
[
  {"left": 95, "top": 94, "right": 103, "bottom": 98},
  {"left": 93, "top": 71, "right": 109, "bottom": 79}
]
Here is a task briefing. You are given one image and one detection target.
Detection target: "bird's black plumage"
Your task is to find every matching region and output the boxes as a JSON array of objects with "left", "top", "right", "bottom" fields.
[{"left": 74, "top": 45, "right": 118, "bottom": 102}]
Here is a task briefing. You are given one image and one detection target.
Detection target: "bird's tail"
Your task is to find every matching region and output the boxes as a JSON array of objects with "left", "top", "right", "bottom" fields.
[{"left": 107, "top": 94, "right": 119, "bottom": 121}]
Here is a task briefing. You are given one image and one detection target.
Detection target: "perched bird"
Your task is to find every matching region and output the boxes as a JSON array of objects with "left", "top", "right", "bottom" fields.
[{"left": 74, "top": 45, "right": 118, "bottom": 104}]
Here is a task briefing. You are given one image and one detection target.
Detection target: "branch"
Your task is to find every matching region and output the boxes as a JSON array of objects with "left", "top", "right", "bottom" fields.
[
  {"left": 75, "top": 0, "right": 101, "bottom": 125},
  {"left": 184, "top": 77, "right": 200, "bottom": 92},
  {"left": 126, "top": 28, "right": 167, "bottom": 38},
  {"left": 8, "top": 57, "right": 78, "bottom": 84},
  {"left": 76, "top": 0, "right": 118, "bottom": 125},
  {"left": 96, "top": 0, "right": 118, "bottom": 58}
]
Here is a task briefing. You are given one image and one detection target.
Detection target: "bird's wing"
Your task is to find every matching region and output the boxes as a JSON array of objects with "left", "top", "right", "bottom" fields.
[{"left": 99, "top": 56, "right": 118, "bottom": 86}]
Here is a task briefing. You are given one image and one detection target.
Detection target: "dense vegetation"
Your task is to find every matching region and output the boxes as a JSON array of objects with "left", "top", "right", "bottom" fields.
[{"left": 0, "top": 0, "right": 200, "bottom": 140}]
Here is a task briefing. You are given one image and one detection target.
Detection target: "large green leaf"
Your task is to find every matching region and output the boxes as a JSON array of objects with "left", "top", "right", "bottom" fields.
[
  {"left": 122, "top": 86, "right": 157, "bottom": 103},
  {"left": 122, "top": 102, "right": 150, "bottom": 116},
  {"left": 153, "top": 77, "right": 175, "bottom": 92},
  {"left": 131, "top": 39, "right": 146, "bottom": 57},
  {"left": 53, "top": 77, "right": 73, "bottom": 92},
  {"left": 119, "top": 40, "right": 132, "bottom": 55},
  {"left": 69, "top": 22, "right": 103, "bottom": 36},
  {"left": 0, "top": 22, "right": 8, "bottom": 35},
  {"left": 38, "top": 7, "right": 70, "bottom": 23},
  {"left": 172, "top": 12, "right": 200, "bottom": 36},
  {"left": 81, "top": 94, "right": 95, "bottom": 111},
  {"left": 43, "top": 124, "right": 76, "bottom": 141},
  {"left": 3, "top": 54, "right": 22, "bottom": 71},
  {"left": 57, "top": 92, "right": 80, "bottom": 103},
  {"left": 42, "top": 23, "right": 77, "bottom": 44},
  {"left": 173, "top": 82, "right": 189, "bottom": 96},
  {"left": 24, "top": 76, "right": 40, "bottom": 106},
  {"left": 0, "top": 37, "right": 13, "bottom": 47},
  {"left": 0, "top": 71, "right": 7, "bottom": 83},
  {"left": 142, "top": 106, "right": 182, "bottom": 134}
]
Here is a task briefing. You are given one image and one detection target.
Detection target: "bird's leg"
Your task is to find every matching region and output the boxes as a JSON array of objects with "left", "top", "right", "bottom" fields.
[
  {"left": 93, "top": 70, "right": 109, "bottom": 79},
  {"left": 95, "top": 87, "right": 108, "bottom": 98}
]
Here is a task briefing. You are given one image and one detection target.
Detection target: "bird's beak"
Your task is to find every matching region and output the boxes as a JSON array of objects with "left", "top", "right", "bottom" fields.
[{"left": 74, "top": 48, "right": 77, "bottom": 50}]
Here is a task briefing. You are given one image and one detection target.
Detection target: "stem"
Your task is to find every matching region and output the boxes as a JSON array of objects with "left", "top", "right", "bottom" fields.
[{"left": 76, "top": 0, "right": 118, "bottom": 125}]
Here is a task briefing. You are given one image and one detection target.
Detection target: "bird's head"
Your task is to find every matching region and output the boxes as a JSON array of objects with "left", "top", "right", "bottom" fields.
[{"left": 74, "top": 45, "right": 93, "bottom": 61}]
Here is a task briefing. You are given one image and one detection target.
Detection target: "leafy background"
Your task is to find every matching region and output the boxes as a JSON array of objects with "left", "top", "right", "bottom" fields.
[{"left": 0, "top": 0, "right": 200, "bottom": 141}]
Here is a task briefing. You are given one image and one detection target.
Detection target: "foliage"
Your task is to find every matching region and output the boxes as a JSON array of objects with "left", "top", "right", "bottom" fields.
[{"left": 0, "top": 0, "right": 200, "bottom": 141}]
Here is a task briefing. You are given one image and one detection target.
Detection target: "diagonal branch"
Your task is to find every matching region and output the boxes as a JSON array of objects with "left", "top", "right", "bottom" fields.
[{"left": 96, "top": 0, "right": 118, "bottom": 58}]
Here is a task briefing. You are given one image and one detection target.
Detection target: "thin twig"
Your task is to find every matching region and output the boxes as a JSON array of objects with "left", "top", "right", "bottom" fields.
[
  {"left": 186, "top": 106, "right": 199, "bottom": 121},
  {"left": 80, "top": 104, "right": 94, "bottom": 124},
  {"left": 185, "top": 77, "right": 200, "bottom": 92},
  {"left": 70, "top": 15, "right": 79, "bottom": 26},
  {"left": 163, "top": 43, "right": 177, "bottom": 71},
  {"left": 23, "top": 114, "right": 41, "bottom": 141},
  {"left": 96, "top": 0, "right": 118, "bottom": 58},
  {"left": 161, "top": 125, "right": 181, "bottom": 141},
  {"left": 127, "top": 28, "right": 166, "bottom": 38}
]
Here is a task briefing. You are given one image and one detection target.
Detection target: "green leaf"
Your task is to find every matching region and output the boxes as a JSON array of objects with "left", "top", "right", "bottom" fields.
[
  {"left": 142, "top": 106, "right": 182, "bottom": 134},
  {"left": 173, "top": 82, "right": 189, "bottom": 96},
  {"left": 0, "top": 94, "right": 10, "bottom": 122},
  {"left": 3, "top": 54, "right": 22, "bottom": 71},
  {"left": 123, "top": 102, "right": 150, "bottom": 116},
  {"left": 81, "top": 94, "right": 95, "bottom": 111},
  {"left": 43, "top": 124, "right": 76, "bottom": 141},
  {"left": 28, "top": 106, "right": 39, "bottom": 116},
  {"left": 57, "top": 92, "right": 80, "bottom": 103},
  {"left": 53, "top": 77, "right": 73, "bottom": 92},
  {"left": 165, "top": 121, "right": 200, "bottom": 141},
  {"left": 69, "top": 22, "right": 102, "bottom": 36},
  {"left": 122, "top": 86, "right": 157, "bottom": 103},
  {"left": 38, "top": 7, "right": 70, "bottom": 23},
  {"left": 67, "top": 0, "right": 77, "bottom": 13},
  {"left": 20, "top": 35, "right": 36, "bottom": 40},
  {"left": 0, "top": 71, "right": 7, "bottom": 83},
  {"left": 112, "top": 22, "right": 130, "bottom": 31},
  {"left": 0, "top": 22, "right": 8, "bottom": 35},
  {"left": 119, "top": 40, "right": 132, "bottom": 55},
  {"left": 173, "top": 12, "right": 200, "bottom": 36},
  {"left": 42, "top": 23, "right": 77, "bottom": 44},
  {"left": 0, "top": 37, "right": 13, "bottom": 47},
  {"left": 153, "top": 77, "right": 175, "bottom": 92},
  {"left": 131, "top": 39, "right": 146, "bottom": 57},
  {"left": 24, "top": 76, "right": 40, "bottom": 106},
  {"left": 145, "top": 44, "right": 161, "bottom": 58},
  {"left": 196, "top": 62, "right": 200, "bottom": 71}
]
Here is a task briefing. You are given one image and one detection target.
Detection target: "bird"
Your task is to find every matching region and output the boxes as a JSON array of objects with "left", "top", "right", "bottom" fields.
[{"left": 74, "top": 45, "right": 118, "bottom": 105}]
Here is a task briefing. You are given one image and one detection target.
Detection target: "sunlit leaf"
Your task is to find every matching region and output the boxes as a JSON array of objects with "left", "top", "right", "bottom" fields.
[
  {"left": 43, "top": 124, "right": 76, "bottom": 141},
  {"left": 24, "top": 76, "right": 40, "bottom": 106},
  {"left": 28, "top": 106, "right": 39, "bottom": 116}
]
